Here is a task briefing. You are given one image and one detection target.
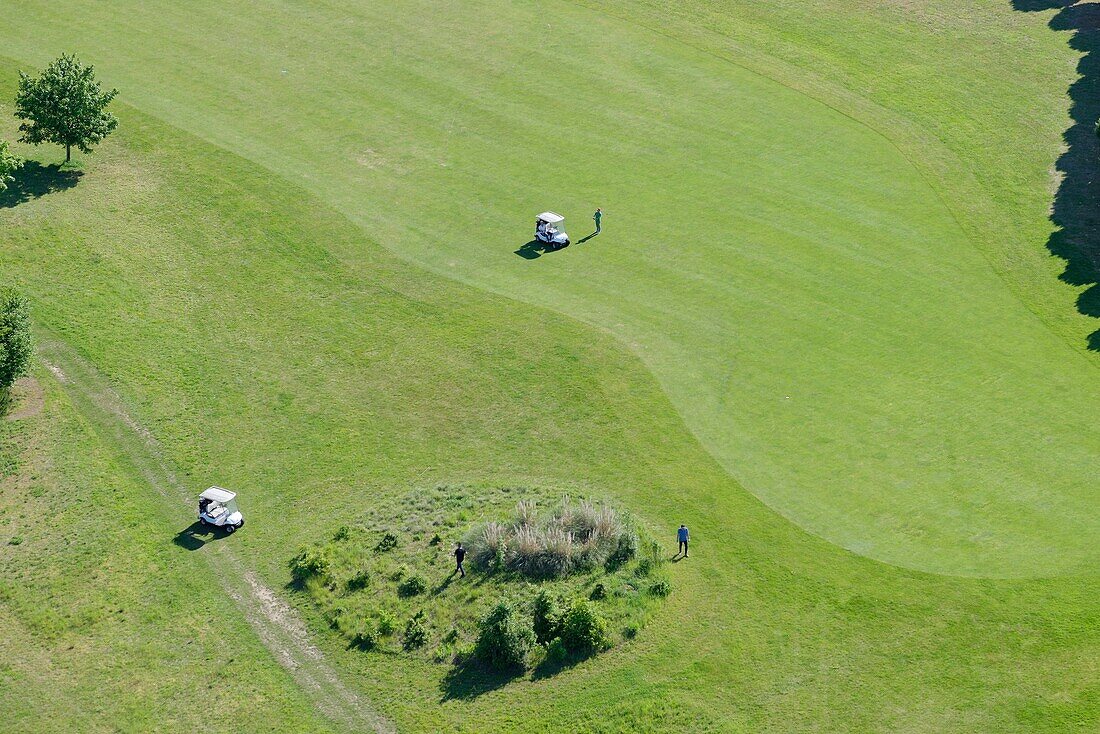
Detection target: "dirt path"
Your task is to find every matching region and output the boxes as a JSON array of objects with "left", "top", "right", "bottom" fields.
[{"left": 36, "top": 336, "right": 394, "bottom": 734}]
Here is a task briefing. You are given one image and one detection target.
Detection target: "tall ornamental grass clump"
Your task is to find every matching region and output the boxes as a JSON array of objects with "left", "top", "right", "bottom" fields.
[{"left": 464, "top": 498, "right": 639, "bottom": 579}]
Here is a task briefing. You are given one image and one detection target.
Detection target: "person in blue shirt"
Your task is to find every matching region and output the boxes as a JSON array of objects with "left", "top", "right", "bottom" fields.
[{"left": 677, "top": 524, "right": 689, "bottom": 558}]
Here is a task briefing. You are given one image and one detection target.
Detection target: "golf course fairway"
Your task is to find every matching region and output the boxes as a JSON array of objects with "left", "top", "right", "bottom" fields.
[{"left": 1, "top": 0, "right": 1097, "bottom": 731}]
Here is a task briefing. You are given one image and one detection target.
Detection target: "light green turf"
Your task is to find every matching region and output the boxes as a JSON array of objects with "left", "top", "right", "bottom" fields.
[
  {"left": 2, "top": 83, "right": 1097, "bottom": 733},
  {"left": 0, "top": 371, "right": 339, "bottom": 732},
  {"left": 2, "top": 0, "right": 1095, "bottom": 575},
  {"left": 1, "top": 0, "right": 1099, "bottom": 731}
]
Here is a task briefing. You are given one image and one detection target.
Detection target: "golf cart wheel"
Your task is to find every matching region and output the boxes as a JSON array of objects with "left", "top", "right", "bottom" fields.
[
  {"left": 237, "top": 518, "right": 245, "bottom": 528},
  {"left": 198, "top": 517, "right": 208, "bottom": 526},
  {"left": 225, "top": 523, "right": 237, "bottom": 534}
]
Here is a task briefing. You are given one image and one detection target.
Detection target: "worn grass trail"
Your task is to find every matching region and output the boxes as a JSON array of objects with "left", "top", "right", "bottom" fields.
[{"left": 36, "top": 335, "right": 393, "bottom": 734}]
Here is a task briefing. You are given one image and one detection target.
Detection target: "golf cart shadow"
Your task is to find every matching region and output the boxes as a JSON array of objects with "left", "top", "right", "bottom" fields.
[
  {"left": 514, "top": 239, "right": 566, "bottom": 260},
  {"left": 173, "top": 521, "right": 233, "bottom": 551}
]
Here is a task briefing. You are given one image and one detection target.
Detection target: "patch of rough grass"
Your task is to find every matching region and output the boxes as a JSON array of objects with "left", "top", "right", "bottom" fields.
[{"left": 288, "top": 485, "right": 669, "bottom": 675}]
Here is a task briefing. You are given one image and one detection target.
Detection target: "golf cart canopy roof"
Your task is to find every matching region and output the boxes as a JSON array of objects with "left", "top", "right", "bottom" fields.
[
  {"left": 537, "top": 212, "right": 564, "bottom": 224},
  {"left": 200, "top": 486, "right": 236, "bottom": 503}
]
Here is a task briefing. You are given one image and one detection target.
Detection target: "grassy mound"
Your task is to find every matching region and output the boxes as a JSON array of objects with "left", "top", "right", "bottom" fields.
[{"left": 288, "top": 487, "right": 669, "bottom": 669}]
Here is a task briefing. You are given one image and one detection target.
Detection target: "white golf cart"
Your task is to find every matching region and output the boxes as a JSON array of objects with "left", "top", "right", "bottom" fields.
[
  {"left": 535, "top": 211, "right": 570, "bottom": 249},
  {"left": 197, "top": 486, "right": 244, "bottom": 533}
]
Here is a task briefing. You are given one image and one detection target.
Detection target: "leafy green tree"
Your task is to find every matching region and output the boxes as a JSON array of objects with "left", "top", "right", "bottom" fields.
[
  {"left": 0, "top": 140, "right": 22, "bottom": 191},
  {"left": 0, "top": 290, "right": 33, "bottom": 392},
  {"left": 15, "top": 54, "right": 118, "bottom": 163}
]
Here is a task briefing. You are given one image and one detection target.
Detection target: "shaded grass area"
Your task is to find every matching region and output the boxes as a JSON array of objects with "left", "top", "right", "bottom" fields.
[
  {"left": 0, "top": 161, "right": 82, "bottom": 209},
  {"left": 0, "top": 51, "right": 1097, "bottom": 734}
]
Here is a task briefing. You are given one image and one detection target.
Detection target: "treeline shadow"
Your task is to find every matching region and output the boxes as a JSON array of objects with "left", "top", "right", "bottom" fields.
[
  {"left": 1013, "top": 0, "right": 1100, "bottom": 349},
  {"left": 0, "top": 161, "right": 82, "bottom": 208}
]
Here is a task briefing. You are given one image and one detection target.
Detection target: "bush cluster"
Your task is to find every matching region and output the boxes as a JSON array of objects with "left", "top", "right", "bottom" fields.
[
  {"left": 346, "top": 568, "right": 371, "bottom": 591},
  {"left": 399, "top": 573, "right": 428, "bottom": 597},
  {"left": 648, "top": 579, "right": 672, "bottom": 597},
  {"left": 474, "top": 601, "right": 535, "bottom": 670},
  {"left": 289, "top": 546, "right": 329, "bottom": 582},
  {"left": 558, "top": 600, "right": 609, "bottom": 654},
  {"left": 477, "top": 591, "right": 611, "bottom": 671},
  {"left": 404, "top": 611, "right": 428, "bottom": 650},
  {"left": 465, "top": 499, "right": 639, "bottom": 579}
]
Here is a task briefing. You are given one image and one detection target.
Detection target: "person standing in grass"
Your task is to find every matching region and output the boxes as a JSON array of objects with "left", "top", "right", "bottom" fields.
[
  {"left": 593, "top": 207, "right": 603, "bottom": 234},
  {"left": 454, "top": 542, "right": 466, "bottom": 577},
  {"left": 677, "top": 524, "right": 689, "bottom": 558}
]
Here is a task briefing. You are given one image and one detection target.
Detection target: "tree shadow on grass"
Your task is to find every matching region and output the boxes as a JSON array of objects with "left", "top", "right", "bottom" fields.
[
  {"left": 1011, "top": 0, "right": 1100, "bottom": 349},
  {"left": 530, "top": 647, "right": 597, "bottom": 681},
  {"left": 172, "top": 521, "right": 230, "bottom": 551},
  {"left": 0, "top": 161, "right": 83, "bottom": 208},
  {"left": 439, "top": 657, "right": 519, "bottom": 701}
]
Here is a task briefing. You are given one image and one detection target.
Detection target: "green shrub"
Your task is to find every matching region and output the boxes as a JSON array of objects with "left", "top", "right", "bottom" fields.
[
  {"left": 544, "top": 637, "right": 568, "bottom": 665},
  {"left": 558, "top": 600, "right": 608, "bottom": 654},
  {"left": 335, "top": 611, "right": 379, "bottom": 650},
  {"left": 589, "top": 582, "right": 608, "bottom": 601},
  {"left": 352, "top": 624, "right": 380, "bottom": 650},
  {"left": 375, "top": 532, "right": 399, "bottom": 553},
  {"left": 622, "top": 623, "right": 640, "bottom": 640},
  {"left": 332, "top": 525, "right": 352, "bottom": 541},
  {"left": 649, "top": 579, "right": 672, "bottom": 597},
  {"left": 345, "top": 568, "right": 371, "bottom": 592},
  {"left": 532, "top": 590, "right": 563, "bottom": 645},
  {"left": 403, "top": 610, "right": 429, "bottom": 650},
  {"left": 432, "top": 643, "right": 454, "bottom": 664},
  {"left": 289, "top": 546, "right": 329, "bottom": 582},
  {"left": 429, "top": 533, "right": 442, "bottom": 546},
  {"left": 377, "top": 609, "right": 397, "bottom": 636},
  {"left": 605, "top": 530, "right": 639, "bottom": 570},
  {"left": 399, "top": 573, "right": 428, "bottom": 597},
  {"left": 474, "top": 600, "right": 535, "bottom": 670}
]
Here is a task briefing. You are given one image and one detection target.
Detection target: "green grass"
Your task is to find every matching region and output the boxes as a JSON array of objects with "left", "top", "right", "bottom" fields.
[
  {"left": 1, "top": 0, "right": 1095, "bottom": 575},
  {"left": 0, "top": 0, "right": 1097, "bottom": 731},
  {"left": 0, "top": 372, "right": 339, "bottom": 732}
]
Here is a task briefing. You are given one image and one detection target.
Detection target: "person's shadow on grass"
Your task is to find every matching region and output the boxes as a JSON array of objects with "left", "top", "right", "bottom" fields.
[
  {"left": 577, "top": 231, "right": 600, "bottom": 244},
  {"left": 0, "top": 161, "right": 83, "bottom": 209}
]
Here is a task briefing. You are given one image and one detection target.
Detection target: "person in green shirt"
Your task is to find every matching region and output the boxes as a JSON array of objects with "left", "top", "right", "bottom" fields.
[{"left": 593, "top": 207, "right": 602, "bottom": 234}]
